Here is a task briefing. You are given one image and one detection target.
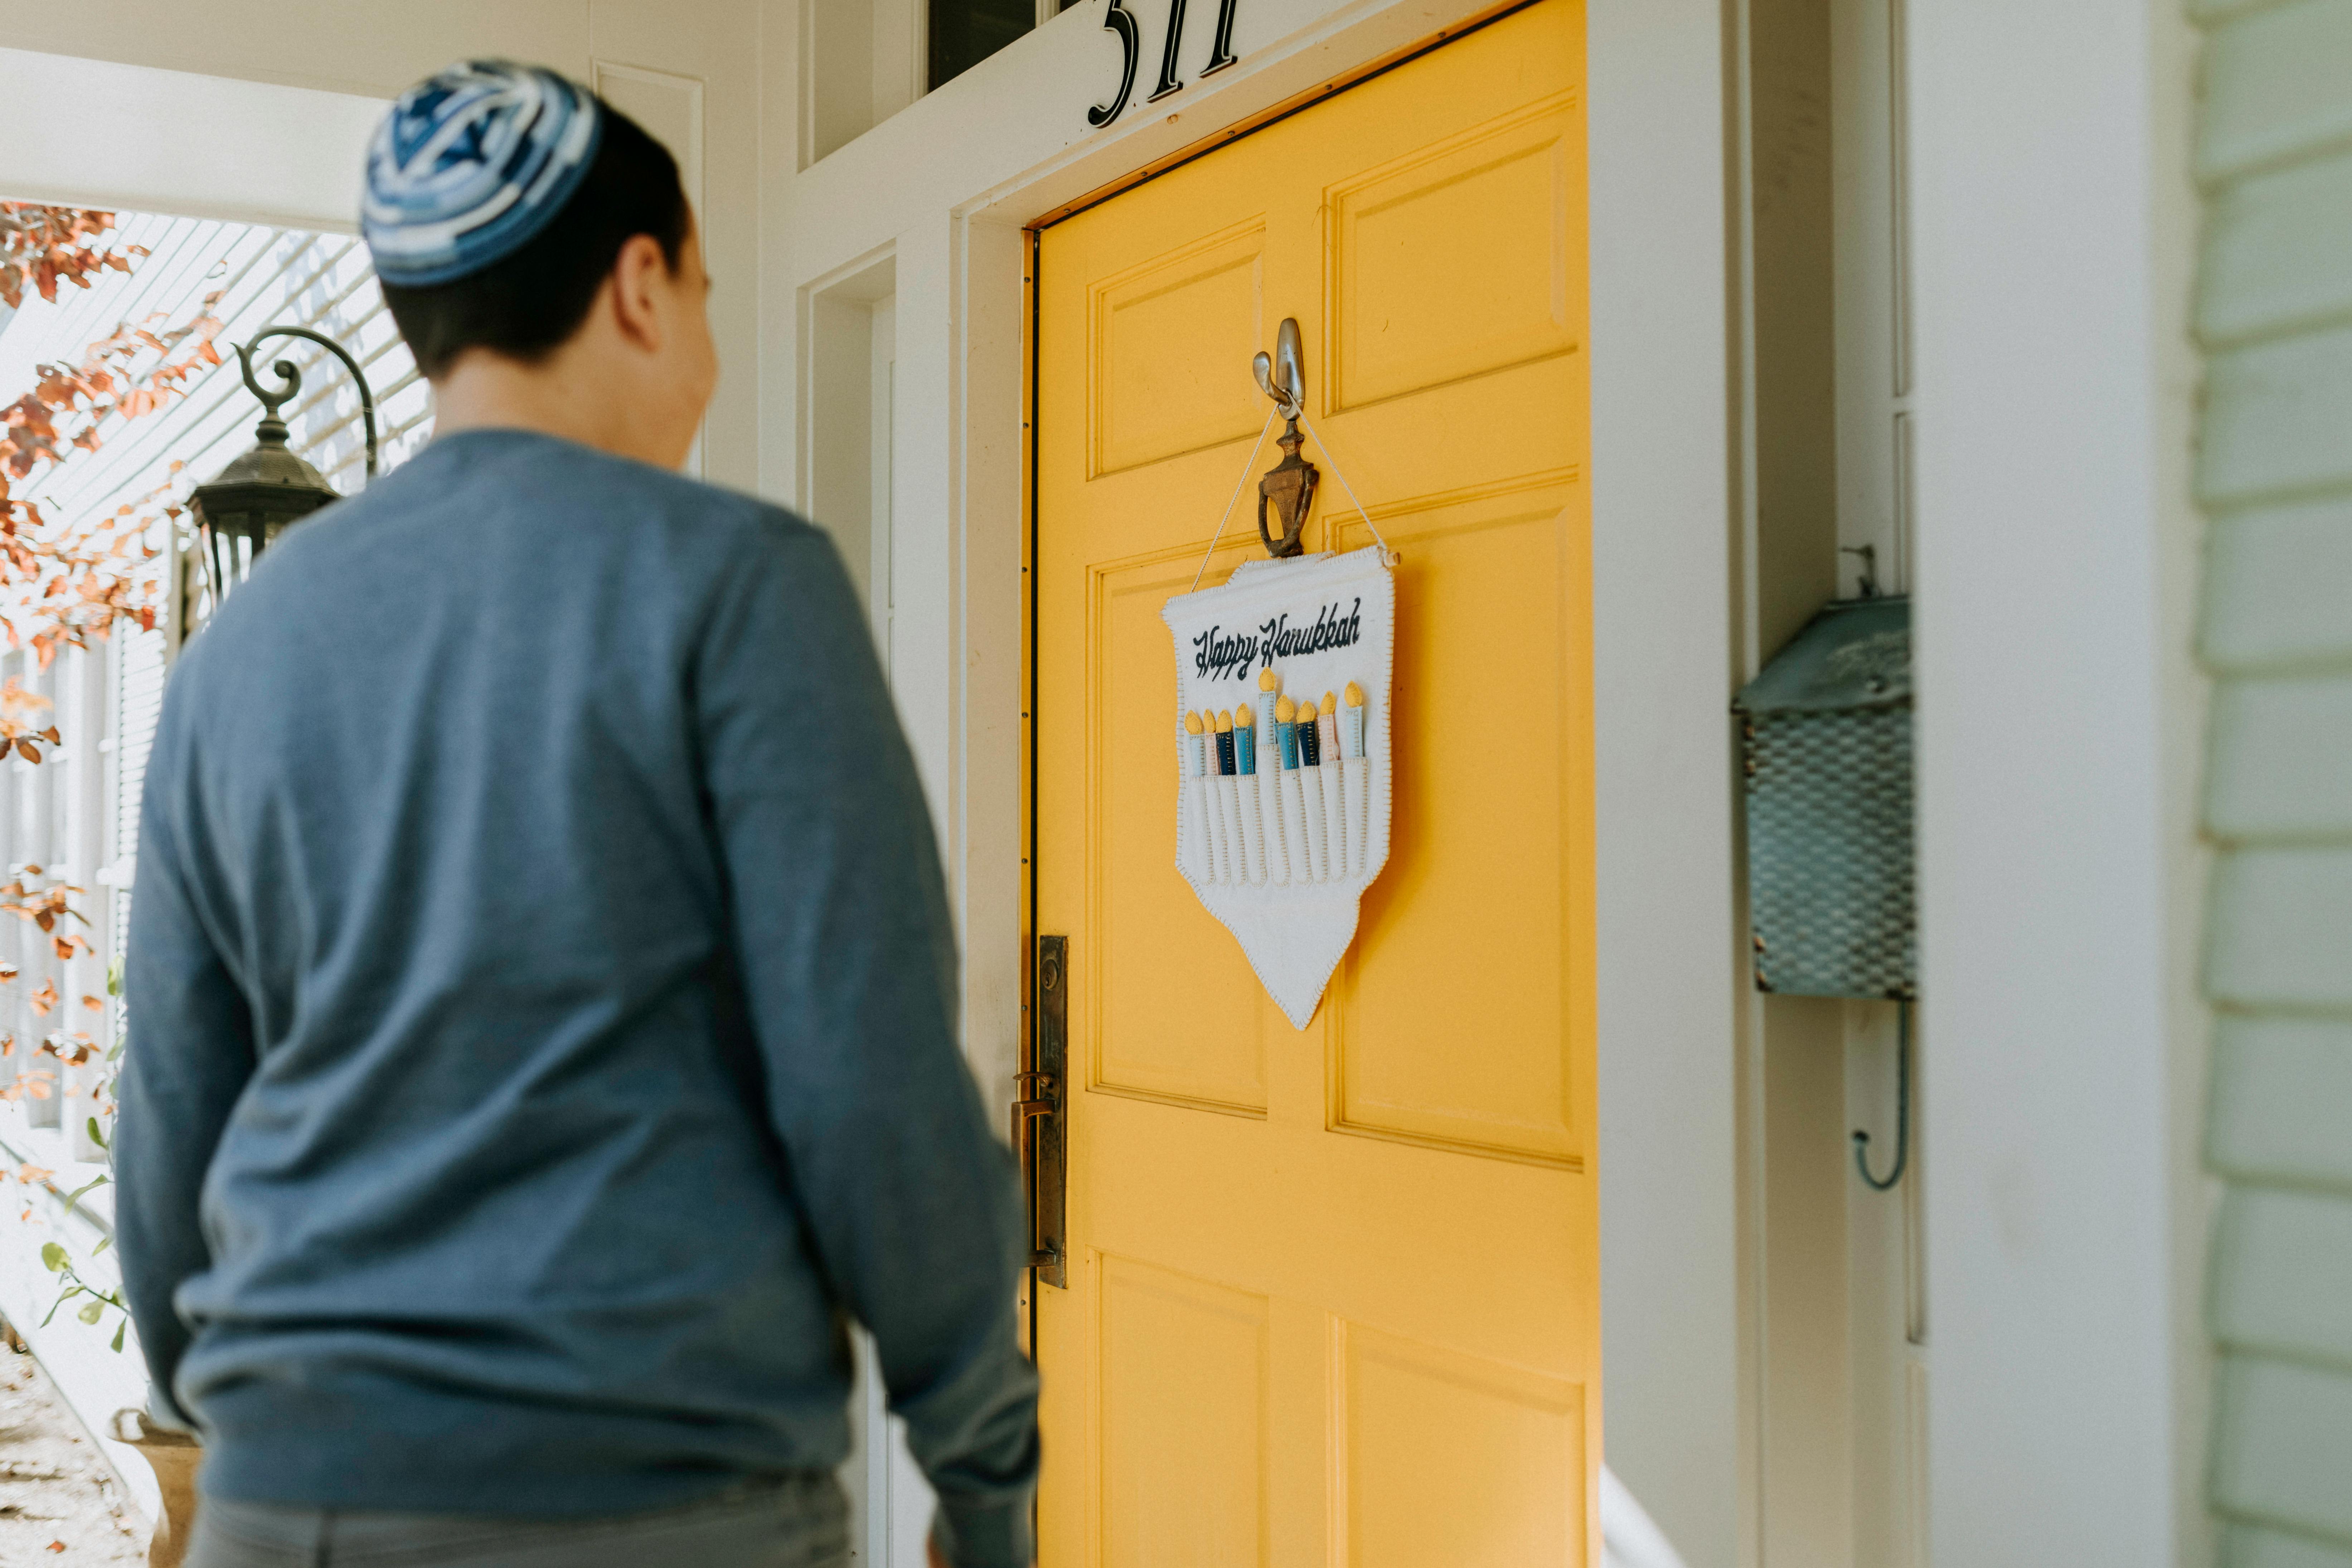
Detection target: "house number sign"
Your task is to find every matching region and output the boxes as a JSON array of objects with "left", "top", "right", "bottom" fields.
[{"left": 1088, "top": 0, "right": 1240, "bottom": 127}]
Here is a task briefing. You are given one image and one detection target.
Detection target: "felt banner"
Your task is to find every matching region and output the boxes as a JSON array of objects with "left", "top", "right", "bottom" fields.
[{"left": 1161, "top": 547, "right": 1395, "bottom": 1029}]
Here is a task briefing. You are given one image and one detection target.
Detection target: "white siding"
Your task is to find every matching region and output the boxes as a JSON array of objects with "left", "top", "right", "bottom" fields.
[{"left": 2195, "top": 0, "right": 2352, "bottom": 1561}]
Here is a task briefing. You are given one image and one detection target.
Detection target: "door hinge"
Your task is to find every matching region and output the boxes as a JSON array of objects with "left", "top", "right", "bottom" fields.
[{"left": 1016, "top": 935, "right": 1068, "bottom": 1288}]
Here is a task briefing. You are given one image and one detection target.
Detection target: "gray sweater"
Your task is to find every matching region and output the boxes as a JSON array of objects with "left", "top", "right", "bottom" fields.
[{"left": 115, "top": 431, "right": 1037, "bottom": 1566}]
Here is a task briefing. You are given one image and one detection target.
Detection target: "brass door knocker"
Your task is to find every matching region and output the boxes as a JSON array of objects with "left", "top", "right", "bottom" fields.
[{"left": 1253, "top": 319, "right": 1317, "bottom": 558}]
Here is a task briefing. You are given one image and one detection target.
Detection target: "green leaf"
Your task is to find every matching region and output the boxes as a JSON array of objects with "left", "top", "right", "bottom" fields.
[
  {"left": 85, "top": 1116, "right": 106, "bottom": 1149},
  {"left": 77, "top": 1296, "right": 102, "bottom": 1324},
  {"left": 39, "top": 1241, "right": 66, "bottom": 1273},
  {"left": 60, "top": 1174, "right": 107, "bottom": 1219},
  {"left": 91, "top": 1236, "right": 110, "bottom": 1255},
  {"left": 110, "top": 1319, "right": 125, "bottom": 1352}
]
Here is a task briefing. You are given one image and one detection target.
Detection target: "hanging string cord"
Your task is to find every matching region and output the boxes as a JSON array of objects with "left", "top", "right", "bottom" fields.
[
  {"left": 1189, "top": 406, "right": 1282, "bottom": 593},
  {"left": 1187, "top": 403, "right": 1399, "bottom": 594},
  {"left": 1295, "top": 408, "right": 1395, "bottom": 562}
]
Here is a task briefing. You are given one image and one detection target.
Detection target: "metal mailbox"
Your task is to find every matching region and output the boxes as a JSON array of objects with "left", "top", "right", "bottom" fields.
[{"left": 1733, "top": 595, "right": 1916, "bottom": 1000}]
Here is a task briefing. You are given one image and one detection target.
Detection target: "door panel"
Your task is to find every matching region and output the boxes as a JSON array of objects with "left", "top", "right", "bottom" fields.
[
  {"left": 1340, "top": 1322, "right": 1587, "bottom": 1568},
  {"left": 1329, "top": 482, "right": 1584, "bottom": 1165},
  {"left": 1094, "top": 223, "right": 1269, "bottom": 475},
  {"left": 1092, "top": 546, "right": 1269, "bottom": 1114},
  {"left": 1035, "top": 6, "right": 1593, "bottom": 1563},
  {"left": 1096, "top": 1255, "right": 1271, "bottom": 1568},
  {"left": 1327, "top": 97, "right": 1581, "bottom": 412}
]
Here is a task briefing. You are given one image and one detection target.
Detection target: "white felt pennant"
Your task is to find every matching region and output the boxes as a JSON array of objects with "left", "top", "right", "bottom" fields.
[{"left": 1162, "top": 547, "right": 1395, "bottom": 1029}]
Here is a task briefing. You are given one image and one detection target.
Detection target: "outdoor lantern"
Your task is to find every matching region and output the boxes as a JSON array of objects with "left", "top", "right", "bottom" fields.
[
  {"left": 1732, "top": 593, "right": 1916, "bottom": 1001},
  {"left": 189, "top": 325, "right": 377, "bottom": 605}
]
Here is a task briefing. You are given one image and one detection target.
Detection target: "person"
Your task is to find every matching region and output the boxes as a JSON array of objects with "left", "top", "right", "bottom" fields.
[{"left": 114, "top": 61, "right": 1037, "bottom": 1568}]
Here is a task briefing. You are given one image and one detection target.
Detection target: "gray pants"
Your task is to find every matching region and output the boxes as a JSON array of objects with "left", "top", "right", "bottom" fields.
[{"left": 185, "top": 1474, "right": 849, "bottom": 1568}]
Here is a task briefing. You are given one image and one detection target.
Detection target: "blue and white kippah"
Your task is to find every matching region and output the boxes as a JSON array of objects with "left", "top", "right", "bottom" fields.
[{"left": 362, "top": 61, "right": 603, "bottom": 288}]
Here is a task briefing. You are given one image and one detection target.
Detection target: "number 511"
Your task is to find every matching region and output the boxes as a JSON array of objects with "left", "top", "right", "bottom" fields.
[{"left": 1087, "top": 0, "right": 1241, "bottom": 128}]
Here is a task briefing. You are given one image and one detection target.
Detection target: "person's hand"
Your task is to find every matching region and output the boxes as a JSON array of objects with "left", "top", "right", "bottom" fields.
[{"left": 926, "top": 1540, "right": 950, "bottom": 1568}]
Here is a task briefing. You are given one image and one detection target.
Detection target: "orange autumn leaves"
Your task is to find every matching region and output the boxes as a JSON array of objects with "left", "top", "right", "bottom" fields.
[
  {"left": 0, "top": 869, "right": 101, "bottom": 1096},
  {"left": 0, "top": 678, "right": 58, "bottom": 763},
  {"left": 0, "top": 205, "right": 139, "bottom": 312},
  {"left": 0, "top": 207, "right": 168, "bottom": 1156},
  {"left": 0, "top": 872, "right": 94, "bottom": 962},
  {"left": 1, "top": 203, "right": 209, "bottom": 669}
]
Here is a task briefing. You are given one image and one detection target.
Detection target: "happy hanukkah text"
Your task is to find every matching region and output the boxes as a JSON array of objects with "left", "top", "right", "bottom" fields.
[{"left": 1190, "top": 598, "right": 1364, "bottom": 683}]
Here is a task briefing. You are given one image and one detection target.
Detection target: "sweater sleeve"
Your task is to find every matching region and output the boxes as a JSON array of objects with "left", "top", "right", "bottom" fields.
[
  {"left": 115, "top": 703, "right": 256, "bottom": 1430},
  {"left": 696, "top": 516, "right": 1038, "bottom": 1568}
]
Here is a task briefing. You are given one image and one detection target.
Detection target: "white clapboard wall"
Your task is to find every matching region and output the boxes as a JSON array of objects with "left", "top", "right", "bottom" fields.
[{"left": 2195, "top": 2, "right": 2352, "bottom": 1562}]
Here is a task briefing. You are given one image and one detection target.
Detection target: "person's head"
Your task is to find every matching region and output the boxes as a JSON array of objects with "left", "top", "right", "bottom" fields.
[{"left": 363, "top": 62, "right": 716, "bottom": 469}]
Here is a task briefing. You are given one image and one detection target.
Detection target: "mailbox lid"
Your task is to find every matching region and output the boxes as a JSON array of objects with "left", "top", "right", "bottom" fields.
[{"left": 1733, "top": 594, "right": 1911, "bottom": 717}]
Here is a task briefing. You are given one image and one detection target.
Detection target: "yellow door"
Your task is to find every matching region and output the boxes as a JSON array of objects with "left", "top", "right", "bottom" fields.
[{"left": 1033, "top": 5, "right": 1593, "bottom": 1562}]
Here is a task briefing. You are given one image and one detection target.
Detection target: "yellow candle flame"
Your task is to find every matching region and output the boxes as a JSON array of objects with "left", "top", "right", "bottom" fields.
[
  {"left": 1344, "top": 681, "right": 1366, "bottom": 707},
  {"left": 1184, "top": 712, "right": 1204, "bottom": 734},
  {"left": 1298, "top": 698, "right": 1319, "bottom": 722},
  {"left": 1216, "top": 710, "right": 1233, "bottom": 732},
  {"left": 1233, "top": 704, "right": 1255, "bottom": 727},
  {"left": 1258, "top": 668, "right": 1280, "bottom": 691},
  {"left": 1276, "top": 695, "right": 1297, "bottom": 723}
]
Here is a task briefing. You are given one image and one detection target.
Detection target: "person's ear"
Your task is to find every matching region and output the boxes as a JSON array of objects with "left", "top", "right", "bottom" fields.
[{"left": 606, "top": 234, "right": 671, "bottom": 357}]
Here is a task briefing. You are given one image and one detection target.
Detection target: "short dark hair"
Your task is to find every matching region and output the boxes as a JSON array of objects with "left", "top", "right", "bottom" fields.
[{"left": 381, "top": 103, "right": 690, "bottom": 379}]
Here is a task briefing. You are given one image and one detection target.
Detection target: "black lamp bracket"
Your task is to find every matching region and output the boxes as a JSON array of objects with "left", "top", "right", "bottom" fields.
[{"left": 234, "top": 326, "right": 379, "bottom": 480}]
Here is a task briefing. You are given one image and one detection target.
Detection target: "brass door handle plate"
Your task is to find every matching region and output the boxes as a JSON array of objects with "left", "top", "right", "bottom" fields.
[{"left": 1020, "top": 936, "right": 1069, "bottom": 1288}]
